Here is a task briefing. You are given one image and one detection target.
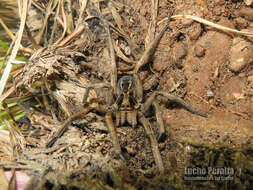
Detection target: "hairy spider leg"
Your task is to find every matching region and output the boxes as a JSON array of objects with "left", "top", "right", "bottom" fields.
[
  {"left": 104, "top": 21, "right": 117, "bottom": 94},
  {"left": 106, "top": 111, "right": 127, "bottom": 162},
  {"left": 133, "top": 14, "right": 172, "bottom": 103},
  {"left": 152, "top": 100, "right": 166, "bottom": 142},
  {"left": 46, "top": 102, "right": 107, "bottom": 148},
  {"left": 138, "top": 112, "right": 165, "bottom": 173},
  {"left": 142, "top": 91, "right": 208, "bottom": 118}
]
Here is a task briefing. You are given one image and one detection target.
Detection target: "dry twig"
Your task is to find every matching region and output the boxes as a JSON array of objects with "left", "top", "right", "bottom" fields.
[
  {"left": 158, "top": 14, "right": 253, "bottom": 37},
  {"left": 0, "top": 0, "right": 29, "bottom": 102}
]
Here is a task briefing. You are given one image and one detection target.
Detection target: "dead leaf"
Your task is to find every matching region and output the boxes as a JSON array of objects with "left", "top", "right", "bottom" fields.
[
  {"left": 109, "top": 2, "right": 123, "bottom": 30},
  {"left": 114, "top": 40, "right": 135, "bottom": 64}
]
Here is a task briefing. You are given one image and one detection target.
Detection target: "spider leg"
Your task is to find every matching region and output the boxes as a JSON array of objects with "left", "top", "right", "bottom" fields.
[
  {"left": 142, "top": 91, "right": 208, "bottom": 117},
  {"left": 138, "top": 112, "right": 164, "bottom": 173},
  {"left": 48, "top": 74, "right": 113, "bottom": 147},
  {"left": 152, "top": 100, "right": 166, "bottom": 142},
  {"left": 46, "top": 102, "right": 107, "bottom": 147},
  {"left": 83, "top": 83, "right": 114, "bottom": 105},
  {"left": 104, "top": 21, "right": 117, "bottom": 94},
  {"left": 106, "top": 111, "right": 127, "bottom": 162},
  {"left": 133, "top": 14, "right": 172, "bottom": 103}
]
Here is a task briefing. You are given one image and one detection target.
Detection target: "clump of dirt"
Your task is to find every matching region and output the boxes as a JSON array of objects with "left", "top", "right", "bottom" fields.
[{"left": 0, "top": 0, "right": 253, "bottom": 189}]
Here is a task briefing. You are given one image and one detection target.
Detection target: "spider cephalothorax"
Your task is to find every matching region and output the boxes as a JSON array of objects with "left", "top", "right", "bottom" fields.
[{"left": 115, "top": 75, "right": 138, "bottom": 128}]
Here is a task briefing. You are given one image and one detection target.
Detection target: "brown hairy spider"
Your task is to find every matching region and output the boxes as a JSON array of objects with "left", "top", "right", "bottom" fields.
[{"left": 47, "top": 15, "right": 207, "bottom": 173}]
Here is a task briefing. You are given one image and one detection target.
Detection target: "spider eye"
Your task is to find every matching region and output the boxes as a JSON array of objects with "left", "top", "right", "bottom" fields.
[
  {"left": 120, "top": 81, "right": 124, "bottom": 90},
  {"left": 121, "top": 80, "right": 129, "bottom": 91}
]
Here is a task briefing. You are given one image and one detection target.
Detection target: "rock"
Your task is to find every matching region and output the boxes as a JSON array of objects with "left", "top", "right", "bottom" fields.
[
  {"left": 217, "top": 18, "right": 235, "bottom": 29},
  {"left": 153, "top": 52, "right": 170, "bottom": 71},
  {"left": 248, "top": 75, "right": 253, "bottom": 82},
  {"left": 125, "top": 146, "right": 135, "bottom": 155},
  {"left": 173, "top": 43, "right": 188, "bottom": 68},
  {"left": 244, "top": 0, "right": 253, "bottom": 6},
  {"left": 194, "top": 44, "right": 206, "bottom": 57},
  {"left": 187, "top": 23, "right": 202, "bottom": 40},
  {"left": 238, "top": 72, "right": 246, "bottom": 78},
  {"left": 175, "top": 44, "right": 188, "bottom": 60},
  {"left": 239, "top": 7, "right": 253, "bottom": 21},
  {"left": 229, "top": 37, "right": 253, "bottom": 72},
  {"left": 181, "top": 18, "right": 193, "bottom": 27},
  {"left": 213, "top": 6, "right": 222, "bottom": 16},
  {"left": 234, "top": 17, "right": 248, "bottom": 29},
  {"left": 215, "top": 0, "right": 225, "bottom": 5},
  {"left": 207, "top": 89, "right": 214, "bottom": 98},
  {"left": 219, "top": 77, "right": 246, "bottom": 103}
]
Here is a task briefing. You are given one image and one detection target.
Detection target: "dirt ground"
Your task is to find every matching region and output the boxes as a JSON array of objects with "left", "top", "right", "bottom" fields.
[
  {"left": 1, "top": 0, "right": 253, "bottom": 189},
  {"left": 77, "top": 0, "right": 253, "bottom": 173}
]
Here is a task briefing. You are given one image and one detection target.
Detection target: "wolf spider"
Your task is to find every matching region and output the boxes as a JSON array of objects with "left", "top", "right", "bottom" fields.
[{"left": 47, "top": 15, "right": 207, "bottom": 173}]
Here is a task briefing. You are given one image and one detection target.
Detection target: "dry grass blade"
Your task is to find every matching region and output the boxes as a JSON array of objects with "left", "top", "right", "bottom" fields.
[
  {"left": 0, "top": 130, "right": 12, "bottom": 160},
  {"left": 145, "top": 0, "right": 158, "bottom": 47},
  {"left": 54, "top": 0, "right": 68, "bottom": 44},
  {"left": 52, "top": 91, "right": 72, "bottom": 116},
  {"left": 109, "top": 1, "right": 123, "bottom": 30},
  {"left": 77, "top": 0, "right": 88, "bottom": 26},
  {"left": 0, "top": 0, "right": 17, "bottom": 24},
  {"left": 0, "top": 0, "right": 28, "bottom": 102},
  {"left": 57, "top": 24, "right": 86, "bottom": 46},
  {"left": 0, "top": 15, "right": 33, "bottom": 54},
  {"left": 0, "top": 18, "right": 15, "bottom": 40},
  {"left": 0, "top": 129, "right": 10, "bottom": 143},
  {"left": 65, "top": 0, "right": 74, "bottom": 33},
  {"left": 49, "top": 0, "right": 60, "bottom": 44},
  {"left": 113, "top": 40, "right": 136, "bottom": 64},
  {"left": 104, "top": 21, "right": 117, "bottom": 94},
  {"left": 36, "top": 0, "right": 58, "bottom": 44},
  {"left": 158, "top": 14, "right": 253, "bottom": 37},
  {"left": 0, "top": 81, "right": 23, "bottom": 103},
  {"left": 5, "top": 120, "right": 26, "bottom": 159}
]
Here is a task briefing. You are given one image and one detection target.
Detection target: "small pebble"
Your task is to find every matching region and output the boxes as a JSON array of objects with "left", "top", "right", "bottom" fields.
[
  {"left": 173, "top": 43, "right": 188, "bottom": 68},
  {"left": 188, "top": 23, "right": 202, "bottom": 40},
  {"left": 213, "top": 67, "right": 219, "bottom": 78},
  {"left": 185, "top": 145, "right": 191, "bottom": 152},
  {"left": 244, "top": 0, "right": 253, "bottom": 6},
  {"left": 229, "top": 37, "right": 253, "bottom": 72},
  {"left": 215, "top": 0, "right": 225, "bottom": 5},
  {"left": 235, "top": 17, "right": 248, "bottom": 29},
  {"left": 181, "top": 18, "right": 193, "bottom": 27},
  {"left": 125, "top": 146, "right": 135, "bottom": 155},
  {"left": 194, "top": 45, "right": 206, "bottom": 57},
  {"left": 239, "top": 7, "right": 253, "bottom": 21},
  {"left": 248, "top": 75, "right": 253, "bottom": 82},
  {"left": 238, "top": 72, "right": 246, "bottom": 78},
  {"left": 175, "top": 44, "right": 188, "bottom": 60},
  {"left": 207, "top": 89, "right": 214, "bottom": 98}
]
